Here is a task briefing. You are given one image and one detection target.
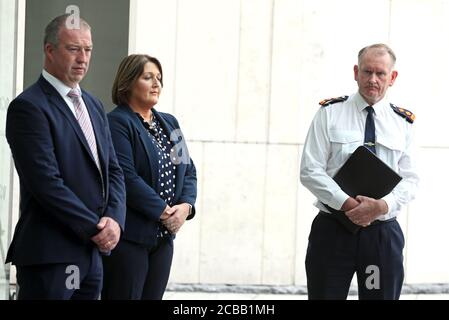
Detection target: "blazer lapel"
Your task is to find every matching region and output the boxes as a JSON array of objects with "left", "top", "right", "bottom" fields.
[{"left": 120, "top": 105, "right": 160, "bottom": 187}]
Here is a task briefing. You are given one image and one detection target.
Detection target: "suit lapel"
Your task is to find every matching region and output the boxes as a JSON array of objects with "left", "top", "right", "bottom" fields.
[{"left": 39, "top": 76, "right": 102, "bottom": 169}]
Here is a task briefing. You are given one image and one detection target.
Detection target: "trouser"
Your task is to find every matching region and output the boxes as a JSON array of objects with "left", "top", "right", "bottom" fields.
[
  {"left": 305, "top": 211, "right": 405, "bottom": 300},
  {"left": 101, "top": 237, "right": 174, "bottom": 300},
  {"left": 16, "top": 248, "right": 102, "bottom": 300}
]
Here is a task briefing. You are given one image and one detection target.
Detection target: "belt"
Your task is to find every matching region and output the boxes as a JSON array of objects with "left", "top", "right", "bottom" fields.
[{"left": 318, "top": 211, "right": 396, "bottom": 226}]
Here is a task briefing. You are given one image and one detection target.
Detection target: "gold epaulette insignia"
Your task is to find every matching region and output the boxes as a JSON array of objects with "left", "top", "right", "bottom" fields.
[
  {"left": 390, "top": 103, "right": 415, "bottom": 124},
  {"left": 319, "top": 95, "right": 349, "bottom": 107}
]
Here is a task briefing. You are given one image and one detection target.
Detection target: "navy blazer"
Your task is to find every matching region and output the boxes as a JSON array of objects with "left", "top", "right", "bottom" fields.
[
  {"left": 5, "top": 76, "right": 126, "bottom": 265},
  {"left": 107, "top": 104, "right": 197, "bottom": 247}
]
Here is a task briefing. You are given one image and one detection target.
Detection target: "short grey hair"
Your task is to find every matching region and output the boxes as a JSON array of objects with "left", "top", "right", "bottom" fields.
[
  {"left": 44, "top": 14, "right": 90, "bottom": 47},
  {"left": 358, "top": 43, "right": 397, "bottom": 67}
]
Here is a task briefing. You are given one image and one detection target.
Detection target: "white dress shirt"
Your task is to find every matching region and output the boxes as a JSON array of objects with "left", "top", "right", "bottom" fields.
[
  {"left": 42, "top": 69, "right": 80, "bottom": 116},
  {"left": 300, "top": 92, "right": 419, "bottom": 221},
  {"left": 42, "top": 69, "right": 103, "bottom": 177}
]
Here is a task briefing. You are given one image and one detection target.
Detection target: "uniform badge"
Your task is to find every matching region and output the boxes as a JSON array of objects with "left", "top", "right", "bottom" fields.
[
  {"left": 390, "top": 103, "right": 415, "bottom": 123},
  {"left": 319, "top": 95, "right": 349, "bottom": 107}
]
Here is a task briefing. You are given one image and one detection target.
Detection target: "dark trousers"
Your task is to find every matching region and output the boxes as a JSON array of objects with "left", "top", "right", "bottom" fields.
[
  {"left": 16, "top": 248, "right": 102, "bottom": 300},
  {"left": 305, "top": 212, "right": 405, "bottom": 300},
  {"left": 101, "top": 237, "right": 174, "bottom": 300}
]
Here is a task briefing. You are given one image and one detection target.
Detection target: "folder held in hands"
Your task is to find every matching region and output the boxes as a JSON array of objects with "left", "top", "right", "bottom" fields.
[{"left": 323, "top": 146, "right": 402, "bottom": 233}]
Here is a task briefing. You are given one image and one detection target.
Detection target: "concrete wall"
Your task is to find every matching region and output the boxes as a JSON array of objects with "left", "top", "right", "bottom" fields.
[{"left": 130, "top": 0, "right": 449, "bottom": 286}]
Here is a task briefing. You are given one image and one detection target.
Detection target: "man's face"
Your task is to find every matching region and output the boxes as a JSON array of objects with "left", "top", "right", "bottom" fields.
[
  {"left": 354, "top": 49, "right": 398, "bottom": 105},
  {"left": 45, "top": 26, "right": 92, "bottom": 87}
]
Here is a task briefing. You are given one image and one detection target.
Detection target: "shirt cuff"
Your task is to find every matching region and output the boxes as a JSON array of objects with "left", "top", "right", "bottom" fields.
[
  {"left": 186, "top": 203, "right": 193, "bottom": 216},
  {"left": 328, "top": 189, "right": 350, "bottom": 211},
  {"left": 381, "top": 194, "right": 396, "bottom": 215}
]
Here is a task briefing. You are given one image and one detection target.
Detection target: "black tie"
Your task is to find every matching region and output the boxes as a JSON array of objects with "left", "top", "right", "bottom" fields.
[{"left": 364, "top": 106, "right": 376, "bottom": 154}]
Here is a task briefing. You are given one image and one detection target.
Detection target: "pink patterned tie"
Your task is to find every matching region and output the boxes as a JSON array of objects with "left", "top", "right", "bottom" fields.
[{"left": 67, "top": 88, "right": 100, "bottom": 169}]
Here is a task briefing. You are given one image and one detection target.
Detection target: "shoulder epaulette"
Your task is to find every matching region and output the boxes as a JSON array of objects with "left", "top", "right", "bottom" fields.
[
  {"left": 390, "top": 103, "right": 415, "bottom": 123},
  {"left": 319, "top": 95, "right": 349, "bottom": 107}
]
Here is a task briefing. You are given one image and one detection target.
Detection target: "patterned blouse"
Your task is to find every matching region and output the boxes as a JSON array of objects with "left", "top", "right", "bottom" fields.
[{"left": 137, "top": 113, "right": 177, "bottom": 237}]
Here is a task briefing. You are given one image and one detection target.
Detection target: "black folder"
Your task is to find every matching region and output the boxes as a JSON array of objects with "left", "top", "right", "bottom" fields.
[{"left": 323, "top": 146, "right": 402, "bottom": 233}]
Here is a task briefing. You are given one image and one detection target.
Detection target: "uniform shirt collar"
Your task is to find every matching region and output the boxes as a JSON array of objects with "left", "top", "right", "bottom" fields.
[{"left": 354, "top": 91, "right": 390, "bottom": 115}]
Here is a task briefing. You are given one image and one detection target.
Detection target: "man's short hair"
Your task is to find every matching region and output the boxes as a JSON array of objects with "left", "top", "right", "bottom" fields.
[
  {"left": 44, "top": 14, "right": 90, "bottom": 47},
  {"left": 358, "top": 43, "right": 396, "bottom": 67}
]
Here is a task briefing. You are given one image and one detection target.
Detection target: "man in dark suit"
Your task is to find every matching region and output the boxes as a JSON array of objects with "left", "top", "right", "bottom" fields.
[{"left": 5, "top": 14, "right": 126, "bottom": 300}]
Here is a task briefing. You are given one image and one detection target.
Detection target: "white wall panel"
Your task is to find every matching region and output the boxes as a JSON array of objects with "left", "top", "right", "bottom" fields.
[{"left": 130, "top": 0, "right": 449, "bottom": 287}]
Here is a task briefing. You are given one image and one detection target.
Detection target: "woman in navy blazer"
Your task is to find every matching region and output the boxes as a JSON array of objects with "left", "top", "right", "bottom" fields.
[{"left": 102, "top": 54, "right": 197, "bottom": 300}]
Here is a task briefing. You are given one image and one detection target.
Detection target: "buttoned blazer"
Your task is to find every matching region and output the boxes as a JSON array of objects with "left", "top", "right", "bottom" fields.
[
  {"left": 107, "top": 104, "right": 197, "bottom": 247},
  {"left": 5, "top": 76, "right": 126, "bottom": 265}
]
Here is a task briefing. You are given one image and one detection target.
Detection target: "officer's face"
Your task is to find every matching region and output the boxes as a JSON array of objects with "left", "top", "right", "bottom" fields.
[{"left": 354, "top": 50, "right": 398, "bottom": 105}]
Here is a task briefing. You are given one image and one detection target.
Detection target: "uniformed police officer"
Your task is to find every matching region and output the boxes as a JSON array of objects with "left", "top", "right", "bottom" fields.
[{"left": 300, "top": 43, "right": 419, "bottom": 300}]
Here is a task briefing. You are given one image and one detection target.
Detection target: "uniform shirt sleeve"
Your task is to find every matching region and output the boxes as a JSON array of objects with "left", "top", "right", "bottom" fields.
[
  {"left": 381, "top": 122, "right": 419, "bottom": 216},
  {"left": 300, "top": 107, "right": 350, "bottom": 210}
]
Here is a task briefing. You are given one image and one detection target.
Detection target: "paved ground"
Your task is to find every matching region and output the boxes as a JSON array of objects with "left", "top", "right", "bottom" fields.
[{"left": 163, "top": 291, "right": 449, "bottom": 300}]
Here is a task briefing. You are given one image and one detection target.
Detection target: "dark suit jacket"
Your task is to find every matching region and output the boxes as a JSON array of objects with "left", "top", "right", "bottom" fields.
[
  {"left": 5, "top": 75, "right": 126, "bottom": 266},
  {"left": 107, "top": 104, "right": 197, "bottom": 247}
]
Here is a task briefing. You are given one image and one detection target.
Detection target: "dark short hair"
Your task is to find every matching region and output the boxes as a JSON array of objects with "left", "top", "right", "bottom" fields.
[
  {"left": 111, "top": 54, "right": 164, "bottom": 105},
  {"left": 358, "top": 43, "right": 396, "bottom": 67},
  {"left": 44, "top": 14, "right": 90, "bottom": 48}
]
